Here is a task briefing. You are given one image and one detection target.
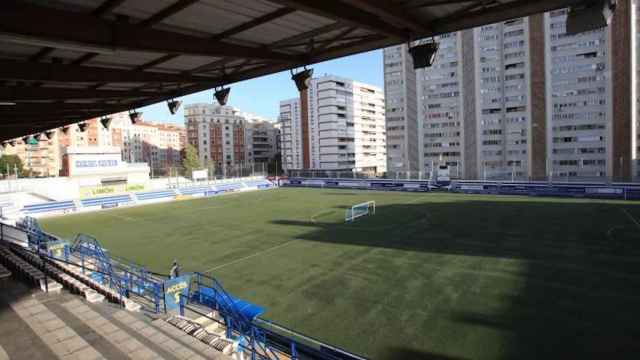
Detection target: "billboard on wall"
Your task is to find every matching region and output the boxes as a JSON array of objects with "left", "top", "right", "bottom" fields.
[
  {"left": 65, "top": 147, "right": 125, "bottom": 176},
  {"left": 192, "top": 169, "right": 208, "bottom": 181}
]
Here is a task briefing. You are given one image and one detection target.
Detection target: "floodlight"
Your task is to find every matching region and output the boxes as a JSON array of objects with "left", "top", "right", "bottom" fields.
[
  {"left": 61, "top": 126, "right": 70, "bottom": 134},
  {"left": 167, "top": 99, "right": 182, "bottom": 115},
  {"left": 1, "top": 142, "right": 7, "bottom": 149},
  {"left": 291, "top": 68, "right": 313, "bottom": 91},
  {"left": 22, "top": 136, "right": 30, "bottom": 144},
  {"left": 77, "top": 122, "right": 88, "bottom": 132},
  {"left": 44, "top": 131, "right": 54, "bottom": 140},
  {"left": 214, "top": 87, "right": 230, "bottom": 106},
  {"left": 408, "top": 41, "right": 439, "bottom": 69},
  {"left": 129, "top": 110, "right": 142, "bottom": 124},
  {"left": 566, "top": 0, "right": 616, "bottom": 35},
  {"left": 9, "top": 140, "right": 16, "bottom": 146},
  {"left": 100, "top": 116, "right": 112, "bottom": 129}
]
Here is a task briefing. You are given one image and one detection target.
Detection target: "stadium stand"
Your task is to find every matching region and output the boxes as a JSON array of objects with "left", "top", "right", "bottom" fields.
[
  {"left": 135, "top": 189, "right": 178, "bottom": 202},
  {"left": 0, "top": 246, "right": 62, "bottom": 293},
  {"left": 9, "top": 244, "right": 107, "bottom": 303},
  {"left": 165, "top": 315, "right": 235, "bottom": 355},
  {"left": 22, "top": 200, "right": 75, "bottom": 215},
  {"left": 285, "top": 177, "right": 433, "bottom": 192},
  {"left": 449, "top": 180, "right": 640, "bottom": 200},
  {"left": 0, "top": 195, "right": 20, "bottom": 219},
  {"left": 213, "top": 183, "right": 243, "bottom": 192},
  {"left": 80, "top": 194, "right": 133, "bottom": 208},
  {"left": 0, "top": 263, "right": 11, "bottom": 280},
  {"left": 242, "top": 180, "right": 274, "bottom": 189},
  {"left": 177, "top": 186, "right": 214, "bottom": 196}
]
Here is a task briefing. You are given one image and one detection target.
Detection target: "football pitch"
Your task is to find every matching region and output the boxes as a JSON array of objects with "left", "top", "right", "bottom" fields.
[{"left": 41, "top": 188, "right": 640, "bottom": 359}]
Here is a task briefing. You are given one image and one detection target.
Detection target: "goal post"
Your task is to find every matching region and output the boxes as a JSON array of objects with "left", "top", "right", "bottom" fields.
[{"left": 345, "top": 201, "right": 375, "bottom": 222}]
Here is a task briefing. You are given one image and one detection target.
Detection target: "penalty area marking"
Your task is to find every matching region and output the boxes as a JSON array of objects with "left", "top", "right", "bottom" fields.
[
  {"left": 205, "top": 240, "right": 297, "bottom": 272},
  {"left": 622, "top": 208, "right": 640, "bottom": 231},
  {"left": 310, "top": 209, "right": 335, "bottom": 224}
]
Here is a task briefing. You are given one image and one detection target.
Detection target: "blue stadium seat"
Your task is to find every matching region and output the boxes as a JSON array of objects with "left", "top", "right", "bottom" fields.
[
  {"left": 23, "top": 200, "right": 76, "bottom": 214},
  {"left": 135, "top": 190, "right": 177, "bottom": 201},
  {"left": 213, "top": 183, "right": 242, "bottom": 191},
  {"left": 80, "top": 194, "right": 132, "bottom": 208},
  {"left": 177, "top": 186, "right": 212, "bottom": 196},
  {"left": 242, "top": 180, "right": 273, "bottom": 189}
]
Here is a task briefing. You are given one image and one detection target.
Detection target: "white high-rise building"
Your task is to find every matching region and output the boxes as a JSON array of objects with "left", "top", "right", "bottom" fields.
[
  {"left": 546, "top": 9, "right": 610, "bottom": 180},
  {"left": 475, "top": 18, "right": 532, "bottom": 180},
  {"left": 417, "top": 33, "right": 465, "bottom": 178},
  {"left": 279, "top": 98, "right": 303, "bottom": 170},
  {"left": 279, "top": 75, "right": 387, "bottom": 174},
  {"left": 386, "top": 5, "right": 636, "bottom": 182},
  {"left": 384, "top": 45, "right": 418, "bottom": 173}
]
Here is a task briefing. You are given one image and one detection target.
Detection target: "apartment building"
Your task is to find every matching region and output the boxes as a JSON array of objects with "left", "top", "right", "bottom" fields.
[
  {"left": 247, "top": 120, "right": 280, "bottom": 164},
  {"left": 387, "top": 4, "right": 637, "bottom": 181},
  {"left": 416, "top": 33, "right": 466, "bottom": 178},
  {"left": 279, "top": 75, "right": 387, "bottom": 174},
  {"left": 109, "top": 114, "right": 185, "bottom": 174},
  {"left": 384, "top": 45, "right": 419, "bottom": 173},
  {"left": 1, "top": 118, "right": 111, "bottom": 176},
  {"left": 184, "top": 104, "right": 279, "bottom": 170},
  {"left": 279, "top": 98, "right": 303, "bottom": 170},
  {"left": 1, "top": 112, "right": 185, "bottom": 177}
]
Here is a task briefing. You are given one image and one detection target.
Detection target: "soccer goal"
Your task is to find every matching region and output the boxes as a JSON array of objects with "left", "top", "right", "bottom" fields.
[{"left": 345, "top": 201, "right": 376, "bottom": 222}]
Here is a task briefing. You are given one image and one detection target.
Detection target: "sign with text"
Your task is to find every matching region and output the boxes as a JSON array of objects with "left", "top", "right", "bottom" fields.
[{"left": 164, "top": 275, "right": 191, "bottom": 313}]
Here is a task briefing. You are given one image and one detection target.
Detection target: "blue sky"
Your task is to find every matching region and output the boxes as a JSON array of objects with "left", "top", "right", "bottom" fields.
[{"left": 140, "top": 49, "right": 383, "bottom": 124}]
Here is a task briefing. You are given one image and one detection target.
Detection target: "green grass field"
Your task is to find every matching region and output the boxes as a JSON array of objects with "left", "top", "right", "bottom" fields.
[{"left": 40, "top": 188, "right": 640, "bottom": 360}]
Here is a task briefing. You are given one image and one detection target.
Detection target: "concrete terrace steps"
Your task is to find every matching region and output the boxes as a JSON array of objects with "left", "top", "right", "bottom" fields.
[
  {"left": 9, "top": 294, "right": 107, "bottom": 360},
  {"left": 0, "top": 245, "right": 63, "bottom": 294},
  {"left": 8, "top": 246, "right": 110, "bottom": 304},
  {"left": 61, "top": 299, "right": 165, "bottom": 360},
  {"left": 164, "top": 315, "right": 235, "bottom": 356},
  {"left": 83, "top": 298, "right": 234, "bottom": 360}
]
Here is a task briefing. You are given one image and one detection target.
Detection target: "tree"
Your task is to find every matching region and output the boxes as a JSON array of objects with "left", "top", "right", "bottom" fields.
[
  {"left": 0, "top": 154, "right": 24, "bottom": 177},
  {"left": 182, "top": 144, "right": 201, "bottom": 178}
]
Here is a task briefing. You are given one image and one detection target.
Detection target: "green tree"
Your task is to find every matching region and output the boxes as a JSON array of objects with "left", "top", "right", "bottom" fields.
[
  {"left": 0, "top": 154, "right": 24, "bottom": 177},
  {"left": 182, "top": 144, "right": 201, "bottom": 178}
]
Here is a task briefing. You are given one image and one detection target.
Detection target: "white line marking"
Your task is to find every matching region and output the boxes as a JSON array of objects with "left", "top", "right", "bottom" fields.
[
  {"left": 310, "top": 209, "right": 335, "bottom": 224},
  {"left": 205, "top": 240, "right": 297, "bottom": 272},
  {"left": 622, "top": 208, "right": 640, "bottom": 230}
]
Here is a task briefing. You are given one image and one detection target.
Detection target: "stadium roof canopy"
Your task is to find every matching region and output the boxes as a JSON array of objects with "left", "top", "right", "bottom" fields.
[{"left": 0, "top": 0, "right": 590, "bottom": 141}]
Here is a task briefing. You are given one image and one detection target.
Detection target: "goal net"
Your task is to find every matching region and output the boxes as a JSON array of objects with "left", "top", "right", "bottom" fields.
[{"left": 345, "top": 201, "right": 375, "bottom": 222}]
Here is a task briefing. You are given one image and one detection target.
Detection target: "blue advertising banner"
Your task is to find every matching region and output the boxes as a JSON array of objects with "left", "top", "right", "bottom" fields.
[{"left": 164, "top": 275, "right": 191, "bottom": 312}]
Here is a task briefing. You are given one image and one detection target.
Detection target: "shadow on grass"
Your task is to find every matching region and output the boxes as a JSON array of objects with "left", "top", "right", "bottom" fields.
[
  {"left": 271, "top": 198, "right": 640, "bottom": 360},
  {"left": 382, "top": 347, "right": 468, "bottom": 360}
]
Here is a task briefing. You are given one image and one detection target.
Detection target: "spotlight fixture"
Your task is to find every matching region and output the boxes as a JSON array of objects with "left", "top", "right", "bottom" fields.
[
  {"left": 100, "top": 116, "right": 112, "bottom": 129},
  {"left": 9, "top": 140, "right": 16, "bottom": 147},
  {"left": 566, "top": 0, "right": 616, "bottom": 35},
  {"left": 44, "top": 131, "right": 54, "bottom": 140},
  {"left": 167, "top": 99, "right": 182, "bottom": 115},
  {"left": 408, "top": 40, "right": 439, "bottom": 69},
  {"left": 61, "top": 126, "right": 70, "bottom": 135},
  {"left": 22, "top": 135, "right": 30, "bottom": 144},
  {"left": 129, "top": 110, "right": 142, "bottom": 124},
  {"left": 291, "top": 67, "right": 313, "bottom": 91},
  {"left": 214, "top": 87, "right": 230, "bottom": 106},
  {"left": 77, "top": 122, "right": 88, "bottom": 132},
  {"left": 1, "top": 142, "right": 7, "bottom": 149}
]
